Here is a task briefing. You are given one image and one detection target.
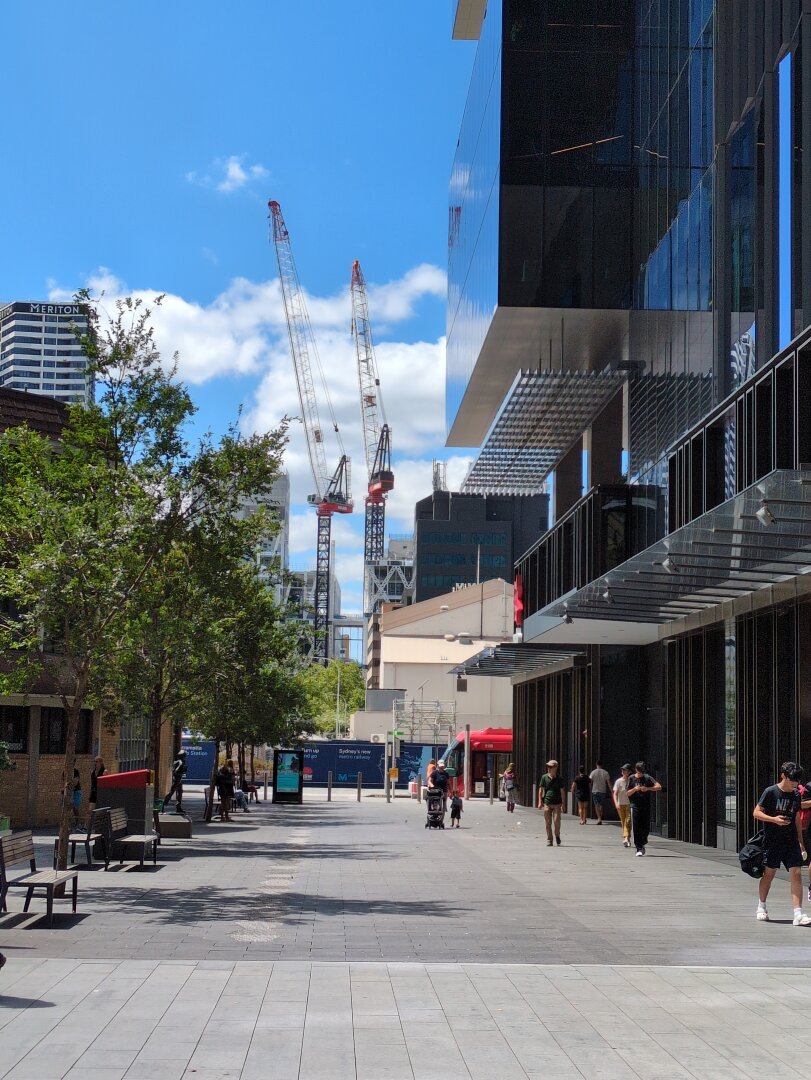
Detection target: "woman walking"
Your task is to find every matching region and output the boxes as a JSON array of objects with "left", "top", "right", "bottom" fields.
[
  {"left": 88, "top": 756, "right": 105, "bottom": 814},
  {"left": 216, "top": 759, "right": 236, "bottom": 822},
  {"left": 501, "top": 762, "right": 518, "bottom": 812},
  {"left": 572, "top": 766, "right": 592, "bottom": 824}
]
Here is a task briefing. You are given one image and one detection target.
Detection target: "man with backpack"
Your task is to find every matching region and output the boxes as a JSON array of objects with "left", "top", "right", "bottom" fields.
[{"left": 753, "top": 761, "right": 811, "bottom": 925}]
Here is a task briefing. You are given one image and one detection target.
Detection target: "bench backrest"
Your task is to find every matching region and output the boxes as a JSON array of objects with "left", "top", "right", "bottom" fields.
[
  {"left": 108, "top": 807, "right": 129, "bottom": 835},
  {"left": 0, "top": 830, "right": 36, "bottom": 877},
  {"left": 86, "top": 806, "right": 110, "bottom": 836}
]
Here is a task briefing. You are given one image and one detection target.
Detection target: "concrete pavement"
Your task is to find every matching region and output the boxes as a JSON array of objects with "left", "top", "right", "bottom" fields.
[{"left": 2, "top": 791, "right": 810, "bottom": 1078}]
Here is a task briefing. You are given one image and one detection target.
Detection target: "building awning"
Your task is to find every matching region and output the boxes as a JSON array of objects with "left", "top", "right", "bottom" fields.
[
  {"left": 532, "top": 469, "right": 811, "bottom": 633},
  {"left": 461, "top": 368, "right": 626, "bottom": 495},
  {"left": 450, "top": 643, "right": 588, "bottom": 678}
]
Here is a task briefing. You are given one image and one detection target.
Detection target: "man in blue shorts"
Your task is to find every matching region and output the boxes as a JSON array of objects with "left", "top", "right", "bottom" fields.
[{"left": 753, "top": 761, "right": 811, "bottom": 925}]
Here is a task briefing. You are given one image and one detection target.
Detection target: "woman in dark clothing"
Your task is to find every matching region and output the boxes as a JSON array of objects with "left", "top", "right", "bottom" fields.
[
  {"left": 216, "top": 760, "right": 236, "bottom": 821},
  {"left": 572, "top": 766, "right": 592, "bottom": 824},
  {"left": 89, "top": 756, "right": 105, "bottom": 813}
]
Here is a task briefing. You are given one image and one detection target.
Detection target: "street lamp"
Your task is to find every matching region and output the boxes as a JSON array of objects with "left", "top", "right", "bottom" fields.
[{"left": 330, "top": 649, "right": 347, "bottom": 740}]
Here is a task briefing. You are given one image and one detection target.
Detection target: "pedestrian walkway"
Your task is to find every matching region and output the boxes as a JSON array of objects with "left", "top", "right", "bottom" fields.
[{"left": 2, "top": 793, "right": 811, "bottom": 1078}]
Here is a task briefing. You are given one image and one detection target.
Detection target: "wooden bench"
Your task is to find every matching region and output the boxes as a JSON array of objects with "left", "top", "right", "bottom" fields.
[
  {"left": 108, "top": 808, "right": 158, "bottom": 868},
  {"left": 53, "top": 807, "right": 111, "bottom": 869},
  {"left": 1, "top": 831, "right": 78, "bottom": 927}
]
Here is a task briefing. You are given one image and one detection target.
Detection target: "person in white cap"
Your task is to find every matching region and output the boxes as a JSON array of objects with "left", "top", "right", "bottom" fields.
[{"left": 538, "top": 760, "right": 566, "bottom": 846}]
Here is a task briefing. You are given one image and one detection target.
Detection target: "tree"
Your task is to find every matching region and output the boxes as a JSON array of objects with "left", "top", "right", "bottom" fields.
[
  {"left": 300, "top": 660, "right": 365, "bottom": 736},
  {"left": 0, "top": 296, "right": 290, "bottom": 867}
]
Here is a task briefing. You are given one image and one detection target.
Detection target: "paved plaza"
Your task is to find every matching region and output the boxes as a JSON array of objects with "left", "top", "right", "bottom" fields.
[{"left": 2, "top": 791, "right": 811, "bottom": 1078}]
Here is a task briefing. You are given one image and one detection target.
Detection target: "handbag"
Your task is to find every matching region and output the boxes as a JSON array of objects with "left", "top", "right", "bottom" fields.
[{"left": 739, "top": 830, "right": 766, "bottom": 878}]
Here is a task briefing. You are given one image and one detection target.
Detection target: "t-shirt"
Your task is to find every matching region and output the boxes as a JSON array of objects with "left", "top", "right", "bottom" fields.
[
  {"left": 613, "top": 776, "right": 630, "bottom": 806},
  {"left": 758, "top": 784, "right": 802, "bottom": 844},
  {"left": 574, "top": 775, "right": 591, "bottom": 800},
  {"left": 430, "top": 770, "right": 450, "bottom": 793},
  {"left": 627, "top": 774, "right": 657, "bottom": 807},
  {"left": 540, "top": 773, "right": 565, "bottom": 806},
  {"left": 590, "top": 767, "right": 610, "bottom": 794}
]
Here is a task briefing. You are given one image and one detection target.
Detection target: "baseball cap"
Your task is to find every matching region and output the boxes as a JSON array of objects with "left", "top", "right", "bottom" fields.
[{"left": 546, "top": 759, "right": 559, "bottom": 767}]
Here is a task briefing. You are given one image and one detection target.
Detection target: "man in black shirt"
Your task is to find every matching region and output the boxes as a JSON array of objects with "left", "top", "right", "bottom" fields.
[
  {"left": 627, "top": 762, "right": 662, "bottom": 856},
  {"left": 164, "top": 749, "right": 188, "bottom": 815},
  {"left": 754, "top": 761, "right": 811, "bottom": 925},
  {"left": 538, "top": 760, "right": 566, "bottom": 846},
  {"left": 429, "top": 759, "right": 451, "bottom": 810}
]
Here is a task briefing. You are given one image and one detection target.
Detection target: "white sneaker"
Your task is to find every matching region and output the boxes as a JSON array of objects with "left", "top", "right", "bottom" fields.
[
  {"left": 756, "top": 909, "right": 769, "bottom": 921},
  {"left": 623, "top": 839, "right": 630, "bottom": 848},
  {"left": 793, "top": 913, "right": 811, "bottom": 926},
  {"left": 635, "top": 850, "right": 644, "bottom": 857}
]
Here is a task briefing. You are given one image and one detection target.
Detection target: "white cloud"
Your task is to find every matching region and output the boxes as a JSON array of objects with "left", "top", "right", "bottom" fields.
[
  {"left": 47, "top": 263, "right": 474, "bottom": 613},
  {"left": 186, "top": 154, "right": 269, "bottom": 194}
]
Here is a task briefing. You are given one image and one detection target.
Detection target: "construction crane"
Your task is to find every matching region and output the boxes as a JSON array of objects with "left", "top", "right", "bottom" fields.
[
  {"left": 269, "top": 200, "right": 353, "bottom": 664},
  {"left": 350, "top": 259, "right": 394, "bottom": 615}
]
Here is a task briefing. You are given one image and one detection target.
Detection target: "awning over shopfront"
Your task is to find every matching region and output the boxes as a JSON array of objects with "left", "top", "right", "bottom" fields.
[
  {"left": 449, "top": 643, "right": 588, "bottom": 678},
  {"left": 461, "top": 368, "right": 627, "bottom": 495},
  {"left": 530, "top": 469, "right": 811, "bottom": 635}
]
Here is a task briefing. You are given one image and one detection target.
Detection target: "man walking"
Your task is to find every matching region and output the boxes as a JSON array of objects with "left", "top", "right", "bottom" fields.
[
  {"left": 538, "top": 760, "right": 566, "bottom": 846},
  {"left": 754, "top": 761, "right": 811, "bottom": 925},
  {"left": 589, "top": 760, "right": 611, "bottom": 824},
  {"left": 164, "top": 748, "right": 188, "bottom": 815},
  {"left": 627, "top": 761, "right": 662, "bottom": 856},
  {"left": 612, "top": 764, "right": 633, "bottom": 847}
]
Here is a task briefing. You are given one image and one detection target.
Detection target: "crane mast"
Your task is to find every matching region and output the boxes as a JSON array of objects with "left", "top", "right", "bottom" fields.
[
  {"left": 269, "top": 200, "right": 353, "bottom": 663},
  {"left": 350, "top": 260, "right": 394, "bottom": 615}
]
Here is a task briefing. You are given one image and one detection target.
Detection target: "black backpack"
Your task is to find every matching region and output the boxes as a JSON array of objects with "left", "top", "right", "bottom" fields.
[{"left": 739, "top": 830, "right": 766, "bottom": 878}]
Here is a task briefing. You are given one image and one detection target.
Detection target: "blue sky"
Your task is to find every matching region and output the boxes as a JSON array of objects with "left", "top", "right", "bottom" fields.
[{"left": 0, "top": 1, "right": 478, "bottom": 611}]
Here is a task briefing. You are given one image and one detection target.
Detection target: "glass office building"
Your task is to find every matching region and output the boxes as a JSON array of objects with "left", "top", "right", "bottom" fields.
[{"left": 449, "top": 1, "right": 811, "bottom": 851}]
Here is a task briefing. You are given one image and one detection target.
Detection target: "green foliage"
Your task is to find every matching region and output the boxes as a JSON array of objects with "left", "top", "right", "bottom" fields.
[
  {"left": 0, "top": 742, "right": 16, "bottom": 772},
  {"left": 0, "top": 294, "right": 300, "bottom": 863},
  {"left": 300, "top": 660, "right": 365, "bottom": 736}
]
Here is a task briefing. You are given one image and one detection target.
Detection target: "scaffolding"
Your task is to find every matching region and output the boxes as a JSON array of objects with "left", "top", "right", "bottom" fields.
[{"left": 392, "top": 700, "right": 457, "bottom": 745}]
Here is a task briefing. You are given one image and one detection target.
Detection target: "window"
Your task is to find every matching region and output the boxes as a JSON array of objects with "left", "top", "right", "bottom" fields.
[
  {"left": 470, "top": 532, "right": 507, "bottom": 546},
  {"left": 0, "top": 705, "right": 28, "bottom": 752},
  {"left": 39, "top": 707, "right": 94, "bottom": 754}
]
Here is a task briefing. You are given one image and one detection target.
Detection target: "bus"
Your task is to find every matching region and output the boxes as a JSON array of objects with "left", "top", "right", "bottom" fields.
[{"left": 441, "top": 728, "right": 513, "bottom": 798}]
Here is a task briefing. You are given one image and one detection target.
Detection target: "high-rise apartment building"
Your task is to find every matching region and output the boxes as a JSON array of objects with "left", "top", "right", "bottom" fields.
[
  {"left": 450, "top": 1, "right": 811, "bottom": 853},
  {"left": 0, "top": 301, "right": 93, "bottom": 405}
]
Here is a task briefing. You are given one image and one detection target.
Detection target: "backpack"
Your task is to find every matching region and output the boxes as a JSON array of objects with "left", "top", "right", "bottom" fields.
[{"left": 739, "top": 830, "right": 766, "bottom": 878}]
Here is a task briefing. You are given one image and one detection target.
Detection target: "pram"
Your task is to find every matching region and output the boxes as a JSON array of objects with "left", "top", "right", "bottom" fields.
[{"left": 425, "top": 788, "right": 446, "bottom": 829}]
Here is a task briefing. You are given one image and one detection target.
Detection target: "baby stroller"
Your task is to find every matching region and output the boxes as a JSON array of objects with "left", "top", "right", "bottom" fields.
[{"left": 425, "top": 788, "right": 446, "bottom": 829}]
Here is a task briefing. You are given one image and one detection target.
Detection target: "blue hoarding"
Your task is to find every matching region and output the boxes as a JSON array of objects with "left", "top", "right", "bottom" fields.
[
  {"left": 301, "top": 741, "right": 446, "bottom": 787},
  {"left": 181, "top": 739, "right": 217, "bottom": 782}
]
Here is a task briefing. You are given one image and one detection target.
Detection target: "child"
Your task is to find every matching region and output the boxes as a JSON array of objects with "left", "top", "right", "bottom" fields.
[{"left": 450, "top": 793, "right": 463, "bottom": 828}]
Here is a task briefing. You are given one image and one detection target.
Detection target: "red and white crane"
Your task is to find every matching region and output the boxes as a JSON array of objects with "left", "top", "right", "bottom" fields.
[
  {"left": 269, "top": 200, "right": 353, "bottom": 663},
  {"left": 350, "top": 259, "right": 394, "bottom": 615}
]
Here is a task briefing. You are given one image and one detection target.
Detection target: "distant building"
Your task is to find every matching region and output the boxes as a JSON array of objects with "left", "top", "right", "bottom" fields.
[
  {"left": 287, "top": 566, "right": 341, "bottom": 658},
  {"left": 238, "top": 473, "right": 290, "bottom": 605},
  {"left": 0, "top": 301, "right": 93, "bottom": 405},
  {"left": 366, "top": 534, "right": 414, "bottom": 614},
  {"left": 413, "top": 490, "right": 548, "bottom": 602}
]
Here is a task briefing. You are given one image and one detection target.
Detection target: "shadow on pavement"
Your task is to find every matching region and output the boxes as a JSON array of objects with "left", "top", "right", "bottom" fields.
[{"left": 0, "top": 995, "right": 56, "bottom": 1008}]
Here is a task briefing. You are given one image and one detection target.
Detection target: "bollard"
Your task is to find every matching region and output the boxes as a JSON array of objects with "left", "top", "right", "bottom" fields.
[
  {"left": 357, "top": 772, "right": 362, "bottom": 801},
  {"left": 327, "top": 771, "right": 332, "bottom": 802},
  {"left": 489, "top": 774, "right": 495, "bottom": 804},
  {"left": 264, "top": 770, "right": 268, "bottom": 802},
  {"left": 532, "top": 782, "right": 538, "bottom": 810},
  {"left": 417, "top": 774, "right": 422, "bottom": 804}
]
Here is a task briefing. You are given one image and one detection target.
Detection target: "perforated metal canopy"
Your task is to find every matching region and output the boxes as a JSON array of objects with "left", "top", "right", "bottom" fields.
[
  {"left": 539, "top": 470, "right": 811, "bottom": 626},
  {"left": 461, "top": 368, "right": 626, "bottom": 495},
  {"left": 450, "top": 643, "right": 588, "bottom": 678}
]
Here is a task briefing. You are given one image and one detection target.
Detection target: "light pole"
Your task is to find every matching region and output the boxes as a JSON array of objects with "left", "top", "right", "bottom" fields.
[{"left": 331, "top": 649, "right": 346, "bottom": 740}]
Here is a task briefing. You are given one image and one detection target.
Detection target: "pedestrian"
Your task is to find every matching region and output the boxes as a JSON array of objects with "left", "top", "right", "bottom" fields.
[
  {"left": 449, "top": 792, "right": 463, "bottom": 828},
  {"left": 429, "top": 759, "right": 451, "bottom": 811},
  {"left": 612, "top": 764, "right": 633, "bottom": 848},
  {"left": 501, "top": 762, "right": 517, "bottom": 812},
  {"left": 88, "top": 756, "right": 105, "bottom": 815},
  {"left": 61, "top": 768, "right": 82, "bottom": 826},
  {"left": 589, "top": 760, "right": 611, "bottom": 824},
  {"left": 538, "top": 759, "right": 566, "bottom": 846},
  {"left": 164, "top": 748, "right": 188, "bottom": 814},
  {"left": 627, "top": 761, "right": 662, "bottom": 856},
  {"left": 216, "top": 759, "right": 236, "bottom": 821},
  {"left": 0, "top": 952, "right": 5, "bottom": 972},
  {"left": 801, "top": 780, "right": 811, "bottom": 902},
  {"left": 571, "top": 766, "right": 591, "bottom": 824},
  {"left": 754, "top": 761, "right": 811, "bottom": 925}
]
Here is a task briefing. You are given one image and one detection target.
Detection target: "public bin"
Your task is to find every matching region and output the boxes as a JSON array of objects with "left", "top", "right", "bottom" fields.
[{"left": 96, "top": 769, "right": 155, "bottom": 835}]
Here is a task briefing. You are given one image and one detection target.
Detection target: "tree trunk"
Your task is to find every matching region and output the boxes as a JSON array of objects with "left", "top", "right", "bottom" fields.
[
  {"left": 56, "top": 691, "right": 86, "bottom": 874},
  {"left": 148, "top": 694, "right": 164, "bottom": 793},
  {"left": 250, "top": 744, "right": 255, "bottom": 783},
  {"left": 204, "top": 738, "right": 220, "bottom": 823},
  {"left": 237, "top": 741, "right": 246, "bottom": 789}
]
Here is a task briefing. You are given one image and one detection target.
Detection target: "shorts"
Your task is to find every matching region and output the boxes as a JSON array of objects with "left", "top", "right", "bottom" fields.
[
  {"left": 71, "top": 790, "right": 82, "bottom": 810},
  {"left": 764, "top": 838, "right": 804, "bottom": 870},
  {"left": 592, "top": 792, "right": 607, "bottom": 805}
]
